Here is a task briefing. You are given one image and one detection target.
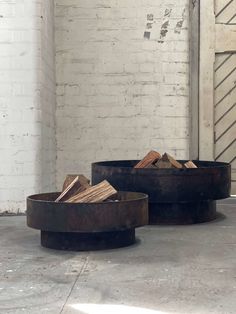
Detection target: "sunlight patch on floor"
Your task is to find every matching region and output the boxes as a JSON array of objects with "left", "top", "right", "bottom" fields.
[{"left": 70, "top": 303, "right": 172, "bottom": 314}]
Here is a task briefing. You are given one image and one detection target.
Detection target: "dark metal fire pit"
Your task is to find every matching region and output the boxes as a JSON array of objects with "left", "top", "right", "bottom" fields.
[
  {"left": 27, "top": 191, "right": 148, "bottom": 251},
  {"left": 92, "top": 160, "right": 231, "bottom": 225}
]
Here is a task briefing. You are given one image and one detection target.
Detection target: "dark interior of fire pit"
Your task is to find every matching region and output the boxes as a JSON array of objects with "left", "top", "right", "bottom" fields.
[{"left": 28, "top": 191, "right": 147, "bottom": 203}]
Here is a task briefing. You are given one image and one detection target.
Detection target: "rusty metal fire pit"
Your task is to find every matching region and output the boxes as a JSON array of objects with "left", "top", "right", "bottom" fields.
[
  {"left": 27, "top": 191, "right": 148, "bottom": 251},
  {"left": 92, "top": 160, "right": 231, "bottom": 225}
]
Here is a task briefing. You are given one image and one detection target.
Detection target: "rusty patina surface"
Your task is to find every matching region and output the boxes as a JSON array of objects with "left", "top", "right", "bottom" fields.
[
  {"left": 92, "top": 160, "right": 231, "bottom": 224},
  {"left": 27, "top": 191, "right": 148, "bottom": 250},
  {"left": 40, "top": 229, "right": 135, "bottom": 251}
]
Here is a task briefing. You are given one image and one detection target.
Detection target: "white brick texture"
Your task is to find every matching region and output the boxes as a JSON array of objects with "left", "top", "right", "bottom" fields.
[
  {"left": 0, "top": 0, "right": 56, "bottom": 213},
  {"left": 0, "top": 0, "right": 190, "bottom": 212},
  {"left": 55, "top": 0, "right": 190, "bottom": 187}
]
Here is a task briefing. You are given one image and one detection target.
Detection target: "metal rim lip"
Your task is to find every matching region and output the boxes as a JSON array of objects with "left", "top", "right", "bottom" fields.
[
  {"left": 92, "top": 159, "right": 230, "bottom": 167},
  {"left": 27, "top": 191, "right": 149, "bottom": 233},
  {"left": 27, "top": 191, "right": 148, "bottom": 204},
  {"left": 92, "top": 159, "right": 230, "bottom": 174}
]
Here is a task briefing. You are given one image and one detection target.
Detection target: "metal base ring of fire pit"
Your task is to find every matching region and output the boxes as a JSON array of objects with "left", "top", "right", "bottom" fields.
[
  {"left": 92, "top": 160, "right": 231, "bottom": 225},
  {"left": 41, "top": 229, "right": 135, "bottom": 251},
  {"left": 27, "top": 191, "right": 148, "bottom": 251}
]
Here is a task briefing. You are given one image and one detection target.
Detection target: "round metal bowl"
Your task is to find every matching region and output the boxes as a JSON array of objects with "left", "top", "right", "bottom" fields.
[
  {"left": 27, "top": 191, "right": 148, "bottom": 251},
  {"left": 92, "top": 160, "right": 231, "bottom": 225}
]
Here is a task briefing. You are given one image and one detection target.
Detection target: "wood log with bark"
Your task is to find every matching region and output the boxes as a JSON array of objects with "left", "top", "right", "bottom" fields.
[
  {"left": 55, "top": 175, "right": 90, "bottom": 202},
  {"left": 184, "top": 161, "right": 198, "bottom": 168},
  {"left": 134, "top": 150, "right": 161, "bottom": 168},
  {"left": 155, "top": 153, "right": 183, "bottom": 169},
  {"left": 67, "top": 180, "right": 117, "bottom": 203}
]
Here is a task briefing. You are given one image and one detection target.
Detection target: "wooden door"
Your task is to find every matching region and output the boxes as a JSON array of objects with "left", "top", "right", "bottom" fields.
[{"left": 199, "top": 0, "right": 236, "bottom": 194}]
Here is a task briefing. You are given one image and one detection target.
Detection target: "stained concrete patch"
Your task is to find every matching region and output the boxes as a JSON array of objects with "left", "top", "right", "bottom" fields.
[{"left": 0, "top": 200, "right": 235, "bottom": 313}]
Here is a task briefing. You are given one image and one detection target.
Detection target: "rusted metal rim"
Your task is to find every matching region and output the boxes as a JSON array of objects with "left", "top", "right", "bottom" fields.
[
  {"left": 41, "top": 229, "right": 135, "bottom": 251},
  {"left": 149, "top": 200, "right": 217, "bottom": 225},
  {"left": 92, "top": 160, "right": 231, "bottom": 202},
  {"left": 91, "top": 160, "right": 230, "bottom": 225},
  {"left": 92, "top": 159, "right": 230, "bottom": 173},
  {"left": 27, "top": 191, "right": 148, "bottom": 232}
]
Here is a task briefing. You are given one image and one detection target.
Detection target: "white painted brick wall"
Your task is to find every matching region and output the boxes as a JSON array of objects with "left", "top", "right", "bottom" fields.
[
  {"left": 55, "top": 0, "right": 190, "bottom": 187},
  {"left": 0, "top": 0, "right": 190, "bottom": 211},
  {"left": 0, "top": 0, "right": 56, "bottom": 213}
]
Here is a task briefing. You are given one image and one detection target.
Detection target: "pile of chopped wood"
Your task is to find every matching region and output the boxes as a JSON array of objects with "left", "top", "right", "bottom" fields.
[
  {"left": 55, "top": 175, "right": 117, "bottom": 203},
  {"left": 134, "top": 151, "right": 197, "bottom": 169}
]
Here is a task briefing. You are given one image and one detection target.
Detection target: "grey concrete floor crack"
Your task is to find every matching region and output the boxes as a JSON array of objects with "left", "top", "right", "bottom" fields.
[{"left": 59, "top": 255, "right": 89, "bottom": 314}]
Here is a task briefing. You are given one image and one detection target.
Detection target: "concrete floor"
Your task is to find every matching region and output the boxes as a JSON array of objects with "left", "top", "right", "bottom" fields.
[{"left": 0, "top": 200, "right": 235, "bottom": 314}]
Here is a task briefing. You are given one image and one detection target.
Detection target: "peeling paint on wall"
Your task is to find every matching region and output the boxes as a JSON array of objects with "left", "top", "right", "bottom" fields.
[
  {"left": 174, "top": 9, "right": 186, "bottom": 34},
  {"left": 164, "top": 8, "right": 172, "bottom": 17},
  {"left": 147, "top": 14, "right": 154, "bottom": 21},
  {"left": 158, "top": 9, "right": 172, "bottom": 43},
  {"left": 192, "top": 0, "right": 197, "bottom": 9},
  {"left": 143, "top": 13, "right": 155, "bottom": 39},
  {"left": 144, "top": 31, "right": 151, "bottom": 39},
  {"left": 160, "top": 21, "right": 169, "bottom": 37}
]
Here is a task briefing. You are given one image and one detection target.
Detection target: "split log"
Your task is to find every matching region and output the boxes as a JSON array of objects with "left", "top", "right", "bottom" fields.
[
  {"left": 184, "top": 161, "right": 197, "bottom": 168},
  {"left": 134, "top": 150, "right": 161, "bottom": 168},
  {"left": 67, "top": 180, "right": 117, "bottom": 203},
  {"left": 155, "top": 153, "right": 183, "bottom": 169},
  {"left": 55, "top": 175, "right": 90, "bottom": 202},
  {"left": 62, "top": 174, "right": 90, "bottom": 191}
]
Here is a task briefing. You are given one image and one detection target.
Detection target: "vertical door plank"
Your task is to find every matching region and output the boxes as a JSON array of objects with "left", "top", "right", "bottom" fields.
[
  {"left": 189, "top": 0, "right": 200, "bottom": 159},
  {"left": 199, "top": 0, "right": 215, "bottom": 160}
]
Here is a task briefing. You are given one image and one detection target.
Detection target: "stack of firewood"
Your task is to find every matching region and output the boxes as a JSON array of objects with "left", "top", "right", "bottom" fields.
[
  {"left": 134, "top": 150, "right": 197, "bottom": 169},
  {"left": 55, "top": 175, "right": 117, "bottom": 203},
  {"left": 55, "top": 151, "right": 196, "bottom": 203}
]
